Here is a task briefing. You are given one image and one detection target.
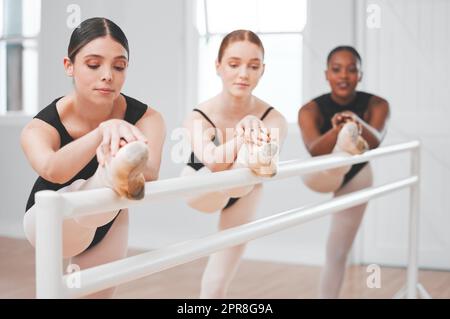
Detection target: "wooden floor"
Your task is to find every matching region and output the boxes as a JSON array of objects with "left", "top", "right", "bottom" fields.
[{"left": 1, "top": 236, "right": 449, "bottom": 299}]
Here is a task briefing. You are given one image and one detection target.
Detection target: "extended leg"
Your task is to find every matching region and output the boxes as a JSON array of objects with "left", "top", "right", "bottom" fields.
[
  {"left": 200, "top": 184, "right": 263, "bottom": 298},
  {"left": 24, "top": 141, "right": 148, "bottom": 257},
  {"left": 302, "top": 122, "right": 368, "bottom": 193}
]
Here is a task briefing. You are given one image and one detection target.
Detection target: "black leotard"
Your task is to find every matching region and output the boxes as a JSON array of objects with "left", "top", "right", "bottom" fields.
[
  {"left": 25, "top": 94, "right": 147, "bottom": 251},
  {"left": 313, "top": 91, "right": 373, "bottom": 187},
  {"left": 186, "top": 107, "right": 274, "bottom": 209}
]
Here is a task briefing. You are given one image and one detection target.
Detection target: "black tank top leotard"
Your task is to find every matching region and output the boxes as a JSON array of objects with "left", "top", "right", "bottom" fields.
[
  {"left": 186, "top": 107, "right": 274, "bottom": 210},
  {"left": 313, "top": 91, "right": 373, "bottom": 187},
  {"left": 26, "top": 94, "right": 147, "bottom": 251}
]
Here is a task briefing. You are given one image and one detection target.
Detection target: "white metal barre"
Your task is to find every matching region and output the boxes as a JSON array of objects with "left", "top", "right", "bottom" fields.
[
  {"left": 63, "top": 177, "right": 416, "bottom": 298},
  {"left": 34, "top": 141, "right": 427, "bottom": 298},
  {"left": 59, "top": 141, "right": 420, "bottom": 217}
]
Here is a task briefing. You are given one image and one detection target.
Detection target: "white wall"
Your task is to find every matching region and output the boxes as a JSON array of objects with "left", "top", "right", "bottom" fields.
[
  {"left": 0, "top": 116, "right": 34, "bottom": 236},
  {"left": 302, "top": 0, "right": 356, "bottom": 102},
  {"left": 0, "top": 0, "right": 448, "bottom": 270},
  {"left": 355, "top": 0, "right": 450, "bottom": 270}
]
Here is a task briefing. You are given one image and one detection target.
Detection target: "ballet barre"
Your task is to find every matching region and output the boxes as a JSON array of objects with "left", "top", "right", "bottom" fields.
[{"left": 34, "top": 140, "right": 430, "bottom": 298}]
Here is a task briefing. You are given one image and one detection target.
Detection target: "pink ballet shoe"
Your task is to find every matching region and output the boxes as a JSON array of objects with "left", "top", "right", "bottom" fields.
[
  {"left": 239, "top": 141, "right": 279, "bottom": 177},
  {"left": 355, "top": 136, "right": 369, "bottom": 153},
  {"left": 336, "top": 122, "right": 369, "bottom": 155},
  {"left": 105, "top": 141, "right": 149, "bottom": 200}
]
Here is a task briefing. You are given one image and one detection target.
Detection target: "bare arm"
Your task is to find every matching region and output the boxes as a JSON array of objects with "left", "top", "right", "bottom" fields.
[
  {"left": 298, "top": 101, "right": 341, "bottom": 156},
  {"left": 20, "top": 119, "right": 103, "bottom": 184},
  {"left": 360, "top": 96, "right": 390, "bottom": 149},
  {"left": 135, "top": 108, "right": 166, "bottom": 181},
  {"left": 21, "top": 117, "right": 149, "bottom": 184},
  {"left": 185, "top": 112, "right": 244, "bottom": 173}
]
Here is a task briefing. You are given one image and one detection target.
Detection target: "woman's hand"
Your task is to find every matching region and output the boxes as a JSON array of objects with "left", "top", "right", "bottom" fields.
[
  {"left": 96, "top": 119, "right": 148, "bottom": 165},
  {"left": 331, "top": 111, "right": 362, "bottom": 133},
  {"left": 235, "top": 115, "right": 270, "bottom": 145}
]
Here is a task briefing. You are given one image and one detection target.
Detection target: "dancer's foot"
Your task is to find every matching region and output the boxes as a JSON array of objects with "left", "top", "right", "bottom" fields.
[
  {"left": 240, "top": 140, "right": 279, "bottom": 177},
  {"left": 336, "top": 122, "right": 368, "bottom": 155},
  {"left": 104, "top": 141, "right": 149, "bottom": 199}
]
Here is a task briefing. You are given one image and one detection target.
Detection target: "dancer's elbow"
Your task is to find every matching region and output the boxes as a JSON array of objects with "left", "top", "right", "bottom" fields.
[{"left": 43, "top": 166, "right": 71, "bottom": 184}]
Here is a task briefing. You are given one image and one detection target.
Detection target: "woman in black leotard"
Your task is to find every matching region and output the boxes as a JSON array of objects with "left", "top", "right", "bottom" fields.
[
  {"left": 180, "top": 30, "right": 288, "bottom": 298},
  {"left": 20, "top": 18, "right": 165, "bottom": 298},
  {"left": 298, "top": 46, "right": 390, "bottom": 298}
]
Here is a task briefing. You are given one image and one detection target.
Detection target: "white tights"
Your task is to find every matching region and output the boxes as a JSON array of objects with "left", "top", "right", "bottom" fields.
[
  {"left": 318, "top": 164, "right": 373, "bottom": 298},
  {"left": 181, "top": 140, "right": 276, "bottom": 298},
  {"left": 301, "top": 123, "right": 373, "bottom": 298},
  {"left": 302, "top": 160, "right": 373, "bottom": 298},
  {"left": 199, "top": 184, "right": 263, "bottom": 298}
]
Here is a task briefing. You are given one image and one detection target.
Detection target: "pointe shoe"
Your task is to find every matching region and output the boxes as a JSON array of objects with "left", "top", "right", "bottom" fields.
[
  {"left": 244, "top": 141, "right": 279, "bottom": 177},
  {"left": 104, "top": 141, "right": 149, "bottom": 200},
  {"left": 355, "top": 136, "right": 369, "bottom": 153},
  {"left": 336, "top": 122, "right": 369, "bottom": 155}
]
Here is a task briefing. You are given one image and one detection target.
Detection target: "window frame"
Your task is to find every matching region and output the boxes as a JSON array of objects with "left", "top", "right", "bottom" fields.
[{"left": 0, "top": 0, "right": 40, "bottom": 115}]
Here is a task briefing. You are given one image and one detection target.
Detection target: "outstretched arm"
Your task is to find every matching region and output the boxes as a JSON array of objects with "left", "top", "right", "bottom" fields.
[
  {"left": 21, "top": 118, "right": 147, "bottom": 184},
  {"left": 360, "top": 96, "right": 390, "bottom": 148},
  {"left": 298, "top": 101, "right": 342, "bottom": 156},
  {"left": 21, "top": 119, "right": 101, "bottom": 184},
  {"left": 185, "top": 112, "right": 245, "bottom": 173}
]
